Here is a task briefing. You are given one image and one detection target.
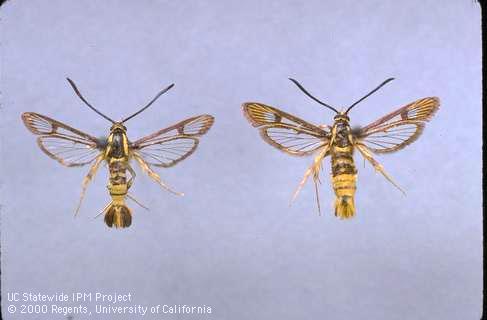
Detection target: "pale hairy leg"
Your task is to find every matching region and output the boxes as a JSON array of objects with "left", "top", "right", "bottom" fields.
[
  {"left": 127, "top": 164, "right": 136, "bottom": 189},
  {"left": 132, "top": 152, "right": 184, "bottom": 196},
  {"left": 75, "top": 154, "right": 104, "bottom": 216},
  {"left": 313, "top": 177, "right": 322, "bottom": 215},
  {"left": 127, "top": 193, "right": 149, "bottom": 210},
  {"left": 355, "top": 143, "right": 406, "bottom": 195},
  {"left": 94, "top": 202, "right": 111, "bottom": 219},
  {"left": 290, "top": 144, "right": 330, "bottom": 207}
]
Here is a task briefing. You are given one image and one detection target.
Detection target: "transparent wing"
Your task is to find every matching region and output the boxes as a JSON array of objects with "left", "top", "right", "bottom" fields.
[
  {"left": 356, "top": 121, "right": 425, "bottom": 153},
  {"left": 354, "top": 97, "right": 439, "bottom": 153},
  {"left": 260, "top": 125, "right": 330, "bottom": 155},
  {"left": 22, "top": 112, "right": 103, "bottom": 166},
  {"left": 134, "top": 137, "right": 199, "bottom": 168},
  {"left": 242, "top": 102, "right": 330, "bottom": 156},
  {"left": 131, "top": 115, "right": 214, "bottom": 167}
]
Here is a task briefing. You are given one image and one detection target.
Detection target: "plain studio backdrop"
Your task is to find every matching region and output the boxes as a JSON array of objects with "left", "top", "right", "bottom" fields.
[{"left": 0, "top": 1, "right": 481, "bottom": 319}]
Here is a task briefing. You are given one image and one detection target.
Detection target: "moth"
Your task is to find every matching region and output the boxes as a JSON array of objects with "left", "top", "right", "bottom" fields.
[
  {"left": 22, "top": 79, "right": 214, "bottom": 228},
  {"left": 242, "top": 78, "right": 439, "bottom": 218}
]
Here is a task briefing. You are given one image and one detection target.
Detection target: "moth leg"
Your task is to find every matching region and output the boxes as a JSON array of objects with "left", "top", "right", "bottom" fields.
[
  {"left": 290, "top": 144, "right": 330, "bottom": 209},
  {"left": 127, "top": 164, "right": 136, "bottom": 189},
  {"left": 124, "top": 166, "right": 148, "bottom": 209},
  {"left": 132, "top": 152, "right": 184, "bottom": 196},
  {"left": 355, "top": 143, "right": 406, "bottom": 195},
  {"left": 313, "top": 177, "right": 322, "bottom": 215},
  {"left": 127, "top": 193, "right": 149, "bottom": 210},
  {"left": 94, "top": 202, "right": 111, "bottom": 219},
  {"left": 75, "top": 154, "right": 105, "bottom": 216}
]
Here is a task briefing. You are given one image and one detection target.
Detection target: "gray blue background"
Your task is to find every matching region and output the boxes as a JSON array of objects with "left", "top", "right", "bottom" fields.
[{"left": 0, "top": 1, "right": 482, "bottom": 319}]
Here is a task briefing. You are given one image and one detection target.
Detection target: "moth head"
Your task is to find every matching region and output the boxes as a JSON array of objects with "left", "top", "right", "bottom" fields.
[
  {"left": 110, "top": 123, "right": 127, "bottom": 133},
  {"left": 333, "top": 113, "right": 350, "bottom": 122}
]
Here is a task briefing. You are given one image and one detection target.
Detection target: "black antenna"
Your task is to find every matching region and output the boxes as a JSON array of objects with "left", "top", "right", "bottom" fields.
[
  {"left": 288, "top": 78, "right": 339, "bottom": 114},
  {"left": 66, "top": 78, "right": 116, "bottom": 124},
  {"left": 345, "top": 77, "right": 395, "bottom": 114},
  {"left": 121, "top": 83, "right": 175, "bottom": 123}
]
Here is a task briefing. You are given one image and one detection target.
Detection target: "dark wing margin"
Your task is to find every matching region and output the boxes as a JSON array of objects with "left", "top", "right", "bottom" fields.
[
  {"left": 22, "top": 112, "right": 102, "bottom": 166},
  {"left": 360, "top": 97, "right": 439, "bottom": 132},
  {"left": 242, "top": 102, "right": 330, "bottom": 156},
  {"left": 354, "top": 97, "right": 439, "bottom": 153},
  {"left": 130, "top": 115, "right": 214, "bottom": 167}
]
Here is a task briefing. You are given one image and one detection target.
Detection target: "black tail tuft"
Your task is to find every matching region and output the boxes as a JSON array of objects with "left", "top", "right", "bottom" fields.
[{"left": 104, "top": 204, "right": 132, "bottom": 228}]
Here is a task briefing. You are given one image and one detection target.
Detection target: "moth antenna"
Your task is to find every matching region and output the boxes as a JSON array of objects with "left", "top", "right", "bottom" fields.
[
  {"left": 345, "top": 77, "right": 395, "bottom": 114},
  {"left": 288, "top": 78, "right": 339, "bottom": 114},
  {"left": 66, "top": 78, "right": 116, "bottom": 124},
  {"left": 121, "top": 83, "right": 175, "bottom": 123}
]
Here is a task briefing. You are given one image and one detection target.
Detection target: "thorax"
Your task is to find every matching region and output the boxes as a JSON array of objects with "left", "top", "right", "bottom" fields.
[
  {"left": 105, "top": 128, "right": 130, "bottom": 161},
  {"left": 331, "top": 119, "right": 353, "bottom": 150}
]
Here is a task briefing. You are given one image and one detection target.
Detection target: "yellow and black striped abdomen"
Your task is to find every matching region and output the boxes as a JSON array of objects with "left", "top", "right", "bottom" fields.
[
  {"left": 108, "top": 159, "right": 128, "bottom": 195},
  {"left": 331, "top": 146, "right": 357, "bottom": 219},
  {"left": 103, "top": 158, "right": 132, "bottom": 228}
]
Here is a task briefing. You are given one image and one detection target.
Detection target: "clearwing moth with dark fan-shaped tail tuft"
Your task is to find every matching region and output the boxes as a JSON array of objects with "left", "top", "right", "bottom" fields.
[{"left": 22, "top": 78, "right": 214, "bottom": 228}]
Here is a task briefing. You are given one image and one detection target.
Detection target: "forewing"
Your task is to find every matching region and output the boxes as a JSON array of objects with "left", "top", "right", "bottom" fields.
[
  {"left": 242, "top": 102, "right": 330, "bottom": 156},
  {"left": 355, "top": 97, "right": 439, "bottom": 153},
  {"left": 22, "top": 112, "right": 103, "bottom": 166},
  {"left": 360, "top": 97, "right": 439, "bottom": 131},
  {"left": 131, "top": 115, "right": 214, "bottom": 167}
]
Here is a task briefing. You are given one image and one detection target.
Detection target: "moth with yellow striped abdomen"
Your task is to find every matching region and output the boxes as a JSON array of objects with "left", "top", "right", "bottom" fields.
[
  {"left": 242, "top": 78, "right": 439, "bottom": 218},
  {"left": 22, "top": 79, "right": 214, "bottom": 228}
]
